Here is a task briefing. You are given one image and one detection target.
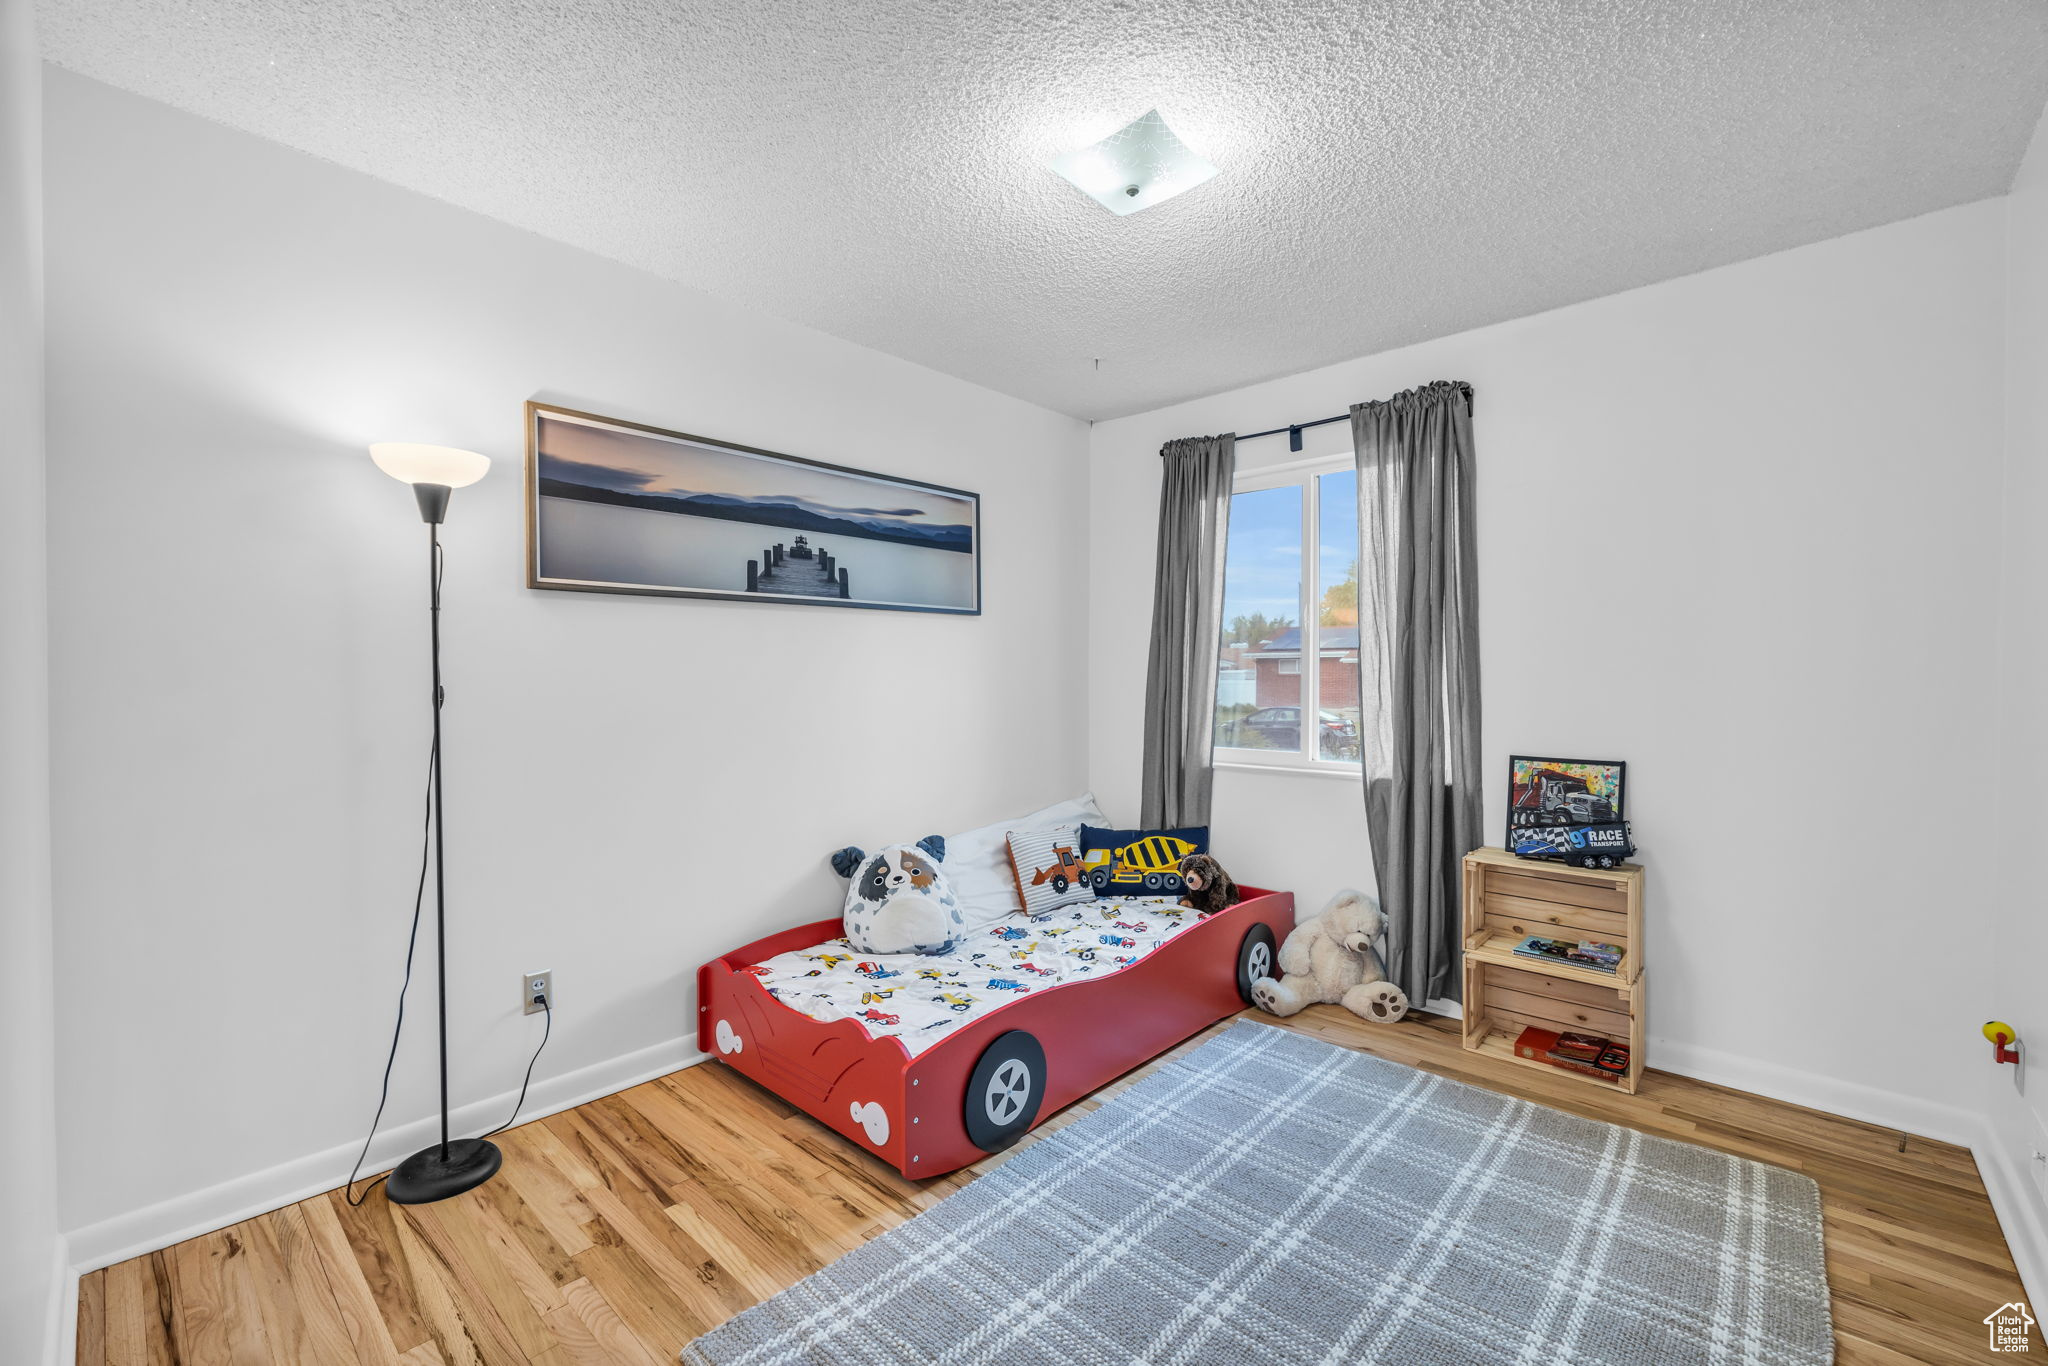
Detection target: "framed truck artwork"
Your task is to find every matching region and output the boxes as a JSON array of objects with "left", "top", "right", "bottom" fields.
[{"left": 1505, "top": 756, "right": 1626, "bottom": 847}]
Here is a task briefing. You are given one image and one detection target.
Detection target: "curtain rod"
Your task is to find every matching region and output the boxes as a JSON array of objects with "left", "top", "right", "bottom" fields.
[
  {"left": 1211, "top": 382, "right": 1473, "bottom": 453},
  {"left": 1235, "top": 412, "right": 1347, "bottom": 452}
]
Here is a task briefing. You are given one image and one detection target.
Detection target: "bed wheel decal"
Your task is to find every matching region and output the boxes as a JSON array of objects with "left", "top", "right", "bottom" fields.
[
  {"left": 715, "top": 1019, "right": 744, "bottom": 1055},
  {"left": 1236, "top": 923, "right": 1278, "bottom": 1005},
  {"left": 850, "top": 1101, "right": 889, "bottom": 1146},
  {"left": 964, "top": 1030, "right": 1047, "bottom": 1153},
  {"left": 987, "top": 1061, "right": 1031, "bottom": 1123}
]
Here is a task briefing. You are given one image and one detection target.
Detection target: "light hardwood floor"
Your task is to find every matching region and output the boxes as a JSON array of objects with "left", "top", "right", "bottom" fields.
[{"left": 77, "top": 1007, "right": 2023, "bottom": 1365}]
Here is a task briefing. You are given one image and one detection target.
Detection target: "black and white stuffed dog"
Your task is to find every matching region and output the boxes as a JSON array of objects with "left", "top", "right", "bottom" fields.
[{"left": 828, "top": 836, "right": 964, "bottom": 955}]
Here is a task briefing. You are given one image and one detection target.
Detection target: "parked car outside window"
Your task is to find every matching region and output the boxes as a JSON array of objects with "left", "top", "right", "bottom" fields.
[{"left": 1235, "top": 706, "right": 1358, "bottom": 758}]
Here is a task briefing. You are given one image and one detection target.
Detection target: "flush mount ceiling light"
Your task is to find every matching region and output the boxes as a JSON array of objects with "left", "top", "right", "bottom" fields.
[{"left": 1046, "top": 109, "right": 1218, "bottom": 216}]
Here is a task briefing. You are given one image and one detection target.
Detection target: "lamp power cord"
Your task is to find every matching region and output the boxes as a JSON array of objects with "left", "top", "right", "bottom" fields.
[
  {"left": 481, "top": 994, "right": 551, "bottom": 1141},
  {"left": 344, "top": 735, "right": 435, "bottom": 1207}
]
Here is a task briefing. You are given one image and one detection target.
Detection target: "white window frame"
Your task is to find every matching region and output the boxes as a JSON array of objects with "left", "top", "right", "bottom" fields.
[{"left": 1215, "top": 449, "right": 1362, "bottom": 776}]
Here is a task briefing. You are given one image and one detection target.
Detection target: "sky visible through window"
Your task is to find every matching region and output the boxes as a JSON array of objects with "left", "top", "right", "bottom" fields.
[
  {"left": 1220, "top": 469, "right": 1357, "bottom": 641},
  {"left": 1319, "top": 469, "right": 1358, "bottom": 626},
  {"left": 1221, "top": 485, "right": 1300, "bottom": 638}
]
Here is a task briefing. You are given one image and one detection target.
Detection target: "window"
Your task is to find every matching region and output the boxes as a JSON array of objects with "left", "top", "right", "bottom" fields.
[{"left": 1213, "top": 455, "right": 1361, "bottom": 770}]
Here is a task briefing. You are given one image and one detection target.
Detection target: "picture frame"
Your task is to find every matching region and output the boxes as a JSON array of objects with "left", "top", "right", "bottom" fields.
[
  {"left": 1505, "top": 755, "right": 1627, "bottom": 846},
  {"left": 525, "top": 402, "right": 982, "bottom": 615}
]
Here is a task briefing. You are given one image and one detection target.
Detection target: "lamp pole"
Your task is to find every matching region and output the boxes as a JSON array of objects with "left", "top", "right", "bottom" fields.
[
  {"left": 370, "top": 450, "right": 502, "bottom": 1206},
  {"left": 429, "top": 517, "right": 449, "bottom": 1162}
]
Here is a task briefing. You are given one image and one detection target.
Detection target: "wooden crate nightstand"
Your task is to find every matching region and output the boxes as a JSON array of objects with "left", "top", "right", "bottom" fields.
[{"left": 1460, "top": 847, "right": 1645, "bottom": 1093}]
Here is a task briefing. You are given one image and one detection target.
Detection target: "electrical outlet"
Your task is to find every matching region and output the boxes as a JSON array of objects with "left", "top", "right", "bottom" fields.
[{"left": 524, "top": 970, "right": 552, "bottom": 1016}]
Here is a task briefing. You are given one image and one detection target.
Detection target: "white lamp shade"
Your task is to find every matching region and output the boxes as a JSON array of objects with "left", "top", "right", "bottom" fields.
[
  {"left": 369, "top": 443, "right": 491, "bottom": 488},
  {"left": 1047, "top": 110, "right": 1218, "bottom": 217}
]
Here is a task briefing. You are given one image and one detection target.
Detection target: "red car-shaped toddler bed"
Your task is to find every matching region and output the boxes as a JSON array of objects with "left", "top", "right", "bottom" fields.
[{"left": 696, "top": 888, "right": 1294, "bottom": 1179}]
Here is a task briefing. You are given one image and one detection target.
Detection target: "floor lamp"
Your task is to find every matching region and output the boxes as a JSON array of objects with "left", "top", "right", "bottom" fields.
[{"left": 368, "top": 442, "right": 501, "bottom": 1204}]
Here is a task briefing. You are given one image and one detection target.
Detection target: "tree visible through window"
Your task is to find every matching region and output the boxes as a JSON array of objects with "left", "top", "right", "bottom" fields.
[{"left": 1214, "top": 462, "right": 1361, "bottom": 767}]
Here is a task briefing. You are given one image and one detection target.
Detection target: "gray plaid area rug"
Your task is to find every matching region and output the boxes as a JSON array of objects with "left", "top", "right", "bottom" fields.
[{"left": 680, "top": 1021, "right": 1834, "bottom": 1366}]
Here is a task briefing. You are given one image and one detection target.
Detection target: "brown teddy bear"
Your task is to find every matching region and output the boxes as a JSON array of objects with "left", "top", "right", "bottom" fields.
[{"left": 1176, "top": 853, "right": 1240, "bottom": 916}]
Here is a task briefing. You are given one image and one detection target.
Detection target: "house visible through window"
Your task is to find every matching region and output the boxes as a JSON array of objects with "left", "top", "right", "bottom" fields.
[{"left": 1214, "top": 456, "right": 1361, "bottom": 769}]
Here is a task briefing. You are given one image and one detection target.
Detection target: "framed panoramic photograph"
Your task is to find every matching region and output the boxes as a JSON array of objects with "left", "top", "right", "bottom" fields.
[
  {"left": 1505, "top": 755, "right": 1627, "bottom": 845},
  {"left": 526, "top": 402, "right": 981, "bottom": 615}
]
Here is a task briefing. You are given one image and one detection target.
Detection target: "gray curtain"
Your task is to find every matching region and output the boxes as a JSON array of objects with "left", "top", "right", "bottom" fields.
[
  {"left": 1140, "top": 433, "right": 1236, "bottom": 828},
  {"left": 1352, "top": 382, "right": 1481, "bottom": 1006}
]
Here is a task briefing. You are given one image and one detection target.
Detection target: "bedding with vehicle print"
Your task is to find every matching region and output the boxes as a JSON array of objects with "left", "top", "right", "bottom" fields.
[{"left": 745, "top": 897, "right": 1206, "bottom": 1055}]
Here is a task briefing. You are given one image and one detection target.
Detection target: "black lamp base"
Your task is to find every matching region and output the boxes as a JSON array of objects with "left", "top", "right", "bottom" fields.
[{"left": 384, "top": 1137, "right": 501, "bottom": 1204}]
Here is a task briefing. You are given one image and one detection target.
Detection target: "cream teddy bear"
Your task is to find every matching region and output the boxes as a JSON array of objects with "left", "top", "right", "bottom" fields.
[{"left": 1249, "top": 888, "right": 1410, "bottom": 1023}]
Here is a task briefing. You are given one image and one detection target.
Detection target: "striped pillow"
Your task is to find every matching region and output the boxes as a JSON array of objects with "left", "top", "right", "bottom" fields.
[{"left": 1006, "top": 823, "right": 1098, "bottom": 917}]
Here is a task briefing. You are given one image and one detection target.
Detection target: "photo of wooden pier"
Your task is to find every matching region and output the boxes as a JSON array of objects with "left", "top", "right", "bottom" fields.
[
  {"left": 746, "top": 535, "right": 850, "bottom": 599},
  {"left": 530, "top": 406, "right": 978, "bottom": 612}
]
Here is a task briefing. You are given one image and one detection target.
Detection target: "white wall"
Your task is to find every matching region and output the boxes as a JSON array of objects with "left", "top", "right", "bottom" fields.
[
  {"left": 43, "top": 70, "right": 1091, "bottom": 1260},
  {"left": 1984, "top": 99, "right": 2048, "bottom": 1303},
  {"left": 0, "top": 4, "right": 62, "bottom": 1361},
  {"left": 1089, "top": 200, "right": 2008, "bottom": 1140}
]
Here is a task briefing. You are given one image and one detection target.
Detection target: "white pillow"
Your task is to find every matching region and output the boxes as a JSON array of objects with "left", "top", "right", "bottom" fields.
[{"left": 948, "top": 793, "right": 1108, "bottom": 930}]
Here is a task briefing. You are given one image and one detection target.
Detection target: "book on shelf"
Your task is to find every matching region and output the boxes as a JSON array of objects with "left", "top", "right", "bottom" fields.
[
  {"left": 1550, "top": 1031, "right": 1607, "bottom": 1063},
  {"left": 1510, "top": 935, "right": 1623, "bottom": 973},
  {"left": 1512, "top": 1026, "right": 1631, "bottom": 1079}
]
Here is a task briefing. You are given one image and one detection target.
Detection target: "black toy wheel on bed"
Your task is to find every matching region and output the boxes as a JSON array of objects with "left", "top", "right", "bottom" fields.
[
  {"left": 1051, "top": 874, "right": 1069, "bottom": 893},
  {"left": 1090, "top": 868, "right": 1113, "bottom": 893},
  {"left": 964, "top": 1031, "right": 1047, "bottom": 1153},
  {"left": 1236, "top": 923, "right": 1278, "bottom": 1004}
]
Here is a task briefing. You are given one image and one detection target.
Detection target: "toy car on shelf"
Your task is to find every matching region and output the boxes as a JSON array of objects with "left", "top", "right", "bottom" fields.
[{"left": 1510, "top": 821, "right": 1635, "bottom": 869}]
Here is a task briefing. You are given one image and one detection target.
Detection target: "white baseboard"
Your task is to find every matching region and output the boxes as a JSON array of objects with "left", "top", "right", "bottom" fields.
[
  {"left": 1976, "top": 1124, "right": 2048, "bottom": 1309},
  {"left": 43, "top": 1234, "right": 73, "bottom": 1366},
  {"left": 1650, "top": 1034, "right": 1982, "bottom": 1148},
  {"left": 63, "top": 1034, "right": 709, "bottom": 1275}
]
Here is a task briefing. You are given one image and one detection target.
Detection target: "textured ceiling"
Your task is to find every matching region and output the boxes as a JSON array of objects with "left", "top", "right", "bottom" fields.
[{"left": 39, "top": 1, "right": 2048, "bottom": 420}]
